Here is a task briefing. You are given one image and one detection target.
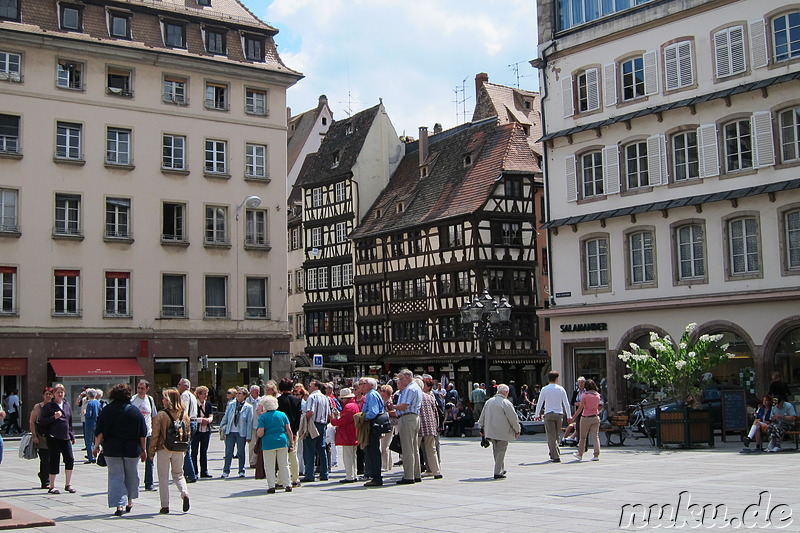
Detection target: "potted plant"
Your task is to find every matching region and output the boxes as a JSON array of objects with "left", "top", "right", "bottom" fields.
[{"left": 619, "top": 323, "right": 734, "bottom": 448}]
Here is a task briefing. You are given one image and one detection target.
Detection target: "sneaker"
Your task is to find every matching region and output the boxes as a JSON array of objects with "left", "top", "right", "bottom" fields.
[
  {"left": 221, "top": 473, "right": 229, "bottom": 479},
  {"left": 285, "top": 486, "right": 292, "bottom": 493},
  {"left": 572, "top": 452, "right": 583, "bottom": 461},
  {"left": 770, "top": 446, "right": 782, "bottom": 453},
  {"left": 238, "top": 473, "right": 246, "bottom": 478},
  {"left": 590, "top": 456, "right": 600, "bottom": 461}
]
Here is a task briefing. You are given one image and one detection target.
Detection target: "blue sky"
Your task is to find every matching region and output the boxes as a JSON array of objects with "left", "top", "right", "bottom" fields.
[{"left": 241, "top": 0, "right": 539, "bottom": 138}]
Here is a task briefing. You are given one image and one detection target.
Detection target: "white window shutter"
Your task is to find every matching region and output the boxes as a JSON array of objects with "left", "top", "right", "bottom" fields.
[
  {"left": 714, "top": 29, "right": 731, "bottom": 78},
  {"left": 603, "top": 63, "right": 617, "bottom": 107},
  {"left": 646, "top": 135, "right": 666, "bottom": 185},
  {"left": 562, "top": 75, "right": 574, "bottom": 118},
  {"left": 730, "top": 26, "right": 746, "bottom": 75},
  {"left": 678, "top": 42, "right": 694, "bottom": 87},
  {"left": 643, "top": 50, "right": 659, "bottom": 95},
  {"left": 565, "top": 155, "right": 577, "bottom": 202},
  {"left": 752, "top": 111, "right": 775, "bottom": 168},
  {"left": 698, "top": 124, "right": 720, "bottom": 178},
  {"left": 749, "top": 19, "right": 769, "bottom": 69},
  {"left": 586, "top": 68, "right": 600, "bottom": 111},
  {"left": 602, "top": 145, "right": 620, "bottom": 195},
  {"left": 664, "top": 45, "right": 679, "bottom": 90}
]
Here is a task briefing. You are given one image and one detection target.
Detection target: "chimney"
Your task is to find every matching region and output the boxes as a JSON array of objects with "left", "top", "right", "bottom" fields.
[
  {"left": 475, "top": 72, "right": 489, "bottom": 100},
  {"left": 418, "top": 126, "right": 429, "bottom": 167},
  {"left": 318, "top": 94, "right": 328, "bottom": 107},
  {"left": 433, "top": 123, "right": 443, "bottom": 135},
  {"left": 286, "top": 107, "right": 291, "bottom": 122}
]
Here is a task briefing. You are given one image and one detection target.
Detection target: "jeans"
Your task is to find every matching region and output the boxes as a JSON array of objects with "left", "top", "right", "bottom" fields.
[
  {"left": 302, "top": 422, "right": 328, "bottom": 480},
  {"left": 106, "top": 456, "right": 140, "bottom": 508},
  {"left": 84, "top": 420, "right": 97, "bottom": 460},
  {"left": 143, "top": 436, "right": 154, "bottom": 489},
  {"left": 183, "top": 421, "right": 198, "bottom": 481},
  {"left": 223, "top": 432, "right": 247, "bottom": 476},
  {"left": 364, "top": 423, "right": 383, "bottom": 483},
  {"left": 191, "top": 430, "right": 211, "bottom": 476}
]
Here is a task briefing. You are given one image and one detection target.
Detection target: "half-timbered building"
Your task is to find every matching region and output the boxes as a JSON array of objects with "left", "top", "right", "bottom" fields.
[
  {"left": 297, "top": 103, "right": 402, "bottom": 369},
  {"left": 350, "top": 118, "right": 545, "bottom": 391}
]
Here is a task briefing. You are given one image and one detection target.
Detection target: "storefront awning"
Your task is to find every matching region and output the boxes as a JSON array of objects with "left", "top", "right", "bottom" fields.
[{"left": 49, "top": 358, "right": 145, "bottom": 378}]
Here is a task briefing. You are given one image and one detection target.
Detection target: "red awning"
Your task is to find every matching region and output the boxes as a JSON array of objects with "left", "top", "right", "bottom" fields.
[{"left": 49, "top": 358, "right": 145, "bottom": 378}]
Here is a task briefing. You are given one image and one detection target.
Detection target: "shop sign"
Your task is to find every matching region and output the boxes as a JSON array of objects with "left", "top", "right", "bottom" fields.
[
  {"left": 560, "top": 322, "right": 608, "bottom": 333},
  {"left": 329, "top": 354, "right": 348, "bottom": 363},
  {"left": 0, "top": 358, "right": 27, "bottom": 376}
]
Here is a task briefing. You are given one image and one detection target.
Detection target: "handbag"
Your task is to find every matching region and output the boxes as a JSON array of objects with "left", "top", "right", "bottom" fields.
[
  {"left": 373, "top": 412, "right": 391, "bottom": 434},
  {"left": 389, "top": 433, "right": 402, "bottom": 454},
  {"left": 18, "top": 433, "right": 38, "bottom": 460},
  {"left": 96, "top": 449, "right": 107, "bottom": 467}
]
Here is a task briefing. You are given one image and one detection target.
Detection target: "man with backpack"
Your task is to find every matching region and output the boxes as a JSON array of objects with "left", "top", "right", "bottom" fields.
[
  {"left": 131, "top": 379, "right": 158, "bottom": 490},
  {"left": 177, "top": 379, "right": 198, "bottom": 483}
]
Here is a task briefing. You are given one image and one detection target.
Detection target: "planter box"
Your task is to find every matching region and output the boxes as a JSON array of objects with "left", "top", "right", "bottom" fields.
[{"left": 656, "top": 406, "right": 714, "bottom": 448}]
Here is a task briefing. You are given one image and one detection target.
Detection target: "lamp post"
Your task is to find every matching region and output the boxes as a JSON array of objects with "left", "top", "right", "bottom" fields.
[{"left": 460, "top": 289, "right": 513, "bottom": 387}]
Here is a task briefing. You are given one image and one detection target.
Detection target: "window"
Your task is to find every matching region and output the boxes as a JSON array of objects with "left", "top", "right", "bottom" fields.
[
  {"left": 723, "top": 119, "right": 753, "bottom": 173},
  {"left": 205, "top": 82, "right": 228, "bottom": 110},
  {"left": 295, "top": 270, "right": 304, "bottom": 292},
  {"left": 162, "top": 134, "right": 186, "bottom": 170},
  {"left": 106, "top": 128, "right": 131, "bottom": 165},
  {"left": 714, "top": 26, "right": 746, "bottom": 78},
  {"left": 785, "top": 209, "right": 800, "bottom": 271},
  {"left": 245, "top": 209, "right": 268, "bottom": 246},
  {"left": 620, "top": 56, "right": 645, "bottom": 102},
  {"left": 444, "top": 223, "right": 463, "bottom": 248},
  {"left": 205, "top": 276, "right": 228, "bottom": 318},
  {"left": 109, "top": 12, "right": 130, "bottom": 38},
  {"left": 105, "top": 272, "right": 130, "bottom": 317},
  {"left": 628, "top": 230, "right": 654, "bottom": 285},
  {"left": 0, "top": 266, "right": 17, "bottom": 315},
  {"left": 164, "top": 22, "right": 186, "bottom": 48},
  {"left": 245, "top": 88, "right": 267, "bottom": 115},
  {"left": 624, "top": 141, "right": 648, "bottom": 189},
  {"left": 455, "top": 271, "right": 469, "bottom": 293},
  {"left": 331, "top": 151, "right": 340, "bottom": 169},
  {"left": 505, "top": 176, "right": 523, "bottom": 198},
  {"left": 107, "top": 67, "right": 132, "bottom": 96},
  {"left": 585, "top": 237, "right": 609, "bottom": 289},
  {"left": 289, "top": 227, "right": 300, "bottom": 250},
  {"left": 312, "top": 187, "right": 323, "bottom": 207},
  {"left": 204, "top": 205, "right": 228, "bottom": 245},
  {"left": 335, "top": 221, "right": 348, "bottom": 243},
  {"left": 60, "top": 5, "right": 82, "bottom": 31},
  {"left": 438, "top": 273, "right": 452, "bottom": 295},
  {"left": 0, "top": 51, "right": 21, "bottom": 82},
  {"left": 56, "top": 60, "right": 82, "bottom": 90},
  {"left": 672, "top": 131, "right": 699, "bottom": 181},
  {"left": 335, "top": 181, "right": 346, "bottom": 202},
  {"left": 317, "top": 267, "right": 328, "bottom": 289},
  {"left": 53, "top": 270, "right": 80, "bottom": 316},
  {"left": 54, "top": 193, "right": 81, "bottom": 236},
  {"left": 773, "top": 11, "right": 800, "bottom": 62},
  {"left": 0, "top": 0, "right": 20, "bottom": 21},
  {"left": 581, "top": 151, "right": 603, "bottom": 198},
  {"left": 205, "top": 139, "right": 227, "bottom": 174},
  {"left": 296, "top": 314, "right": 304, "bottom": 337},
  {"left": 310, "top": 226, "right": 322, "bottom": 247},
  {"left": 105, "top": 198, "right": 131, "bottom": 239},
  {"left": 677, "top": 224, "right": 705, "bottom": 280},
  {"left": 161, "top": 274, "right": 186, "bottom": 317},
  {"left": 205, "top": 28, "right": 225, "bottom": 54},
  {"left": 342, "top": 263, "right": 353, "bottom": 286},
  {"left": 728, "top": 217, "right": 760, "bottom": 275},
  {"left": 0, "top": 114, "right": 19, "bottom": 154},
  {"left": 576, "top": 68, "right": 600, "bottom": 113},
  {"left": 493, "top": 222, "right": 521, "bottom": 246},
  {"left": 246, "top": 277, "right": 268, "bottom": 318},
  {"left": 56, "top": 122, "right": 81, "bottom": 160},
  {"left": 779, "top": 107, "right": 800, "bottom": 162},
  {"left": 512, "top": 270, "right": 530, "bottom": 291},
  {"left": 162, "top": 202, "right": 186, "bottom": 242},
  {"left": 245, "top": 143, "right": 267, "bottom": 178},
  {"left": 557, "top": 0, "right": 656, "bottom": 31},
  {"left": 244, "top": 35, "right": 264, "bottom": 61},
  {"left": 306, "top": 268, "right": 317, "bottom": 290},
  {"left": 664, "top": 41, "right": 694, "bottom": 90},
  {"left": 163, "top": 76, "right": 187, "bottom": 104},
  {"left": 331, "top": 264, "right": 341, "bottom": 288},
  {"left": 0, "top": 188, "right": 18, "bottom": 232}
]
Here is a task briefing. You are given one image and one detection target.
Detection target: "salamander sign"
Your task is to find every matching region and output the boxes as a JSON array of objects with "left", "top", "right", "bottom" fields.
[{"left": 560, "top": 323, "right": 608, "bottom": 333}]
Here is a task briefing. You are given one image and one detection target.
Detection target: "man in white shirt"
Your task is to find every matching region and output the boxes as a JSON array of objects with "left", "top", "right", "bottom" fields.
[
  {"left": 131, "top": 379, "right": 157, "bottom": 490},
  {"left": 245, "top": 385, "right": 261, "bottom": 467},
  {"left": 178, "top": 378, "right": 198, "bottom": 482},
  {"left": 301, "top": 380, "right": 331, "bottom": 482},
  {"left": 534, "top": 371, "right": 572, "bottom": 463}
]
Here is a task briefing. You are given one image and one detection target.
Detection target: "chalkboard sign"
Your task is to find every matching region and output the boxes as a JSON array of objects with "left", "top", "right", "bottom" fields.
[{"left": 721, "top": 389, "right": 748, "bottom": 435}]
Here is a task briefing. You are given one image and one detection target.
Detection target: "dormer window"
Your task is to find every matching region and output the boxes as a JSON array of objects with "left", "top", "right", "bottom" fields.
[
  {"left": 345, "top": 123, "right": 353, "bottom": 135},
  {"left": 463, "top": 154, "right": 473, "bottom": 168},
  {"left": 244, "top": 35, "right": 265, "bottom": 62},
  {"left": 109, "top": 12, "right": 131, "bottom": 39},
  {"left": 420, "top": 165, "right": 429, "bottom": 178},
  {"left": 60, "top": 5, "right": 83, "bottom": 32},
  {"left": 198, "top": 0, "right": 211, "bottom": 5},
  {"left": 375, "top": 209, "right": 382, "bottom": 219},
  {"left": 164, "top": 21, "right": 186, "bottom": 48},
  {"left": 524, "top": 99, "right": 531, "bottom": 109},
  {"left": 205, "top": 28, "right": 226, "bottom": 55},
  {"left": 322, "top": 117, "right": 328, "bottom": 126},
  {"left": 332, "top": 151, "right": 340, "bottom": 168},
  {"left": 397, "top": 202, "right": 405, "bottom": 213}
]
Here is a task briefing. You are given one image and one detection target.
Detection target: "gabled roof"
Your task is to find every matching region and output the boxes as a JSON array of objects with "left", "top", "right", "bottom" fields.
[
  {"left": 351, "top": 119, "right": 541, "bottom": 240},
  {"left": 287, "top": 96, "right": 330, "bottom": 175},
  {"left": 473, "top": 82, "right": 543, "bottom": 156},
  {"left": 296, "top": 104, "right": 382, "bottom": 188}
]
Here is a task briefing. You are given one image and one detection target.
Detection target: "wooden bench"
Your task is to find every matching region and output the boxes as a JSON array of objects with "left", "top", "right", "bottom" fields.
[
  {"left": 601, "top": 415, "right": 629, "bottom": 446},
  {"left": 783, "top": 430, "right": 799, "bottom": 450}
]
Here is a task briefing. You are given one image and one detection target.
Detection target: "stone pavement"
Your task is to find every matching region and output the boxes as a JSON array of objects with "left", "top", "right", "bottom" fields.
[{"left": 0, "top": 434, "right": 797, "bottom": 532}]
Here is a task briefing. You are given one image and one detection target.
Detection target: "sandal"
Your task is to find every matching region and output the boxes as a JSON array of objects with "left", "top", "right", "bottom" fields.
[
  {"left": 64, "top": 485, "right": 76, "bottom": 494},
  {"left": 47, "top": 488, "right": 60, "bottom": 495}
]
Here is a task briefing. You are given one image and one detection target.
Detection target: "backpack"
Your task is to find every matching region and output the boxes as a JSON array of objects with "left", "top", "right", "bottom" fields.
[{"left": 163, "top": 410, "right": 190, "bottom": 452}]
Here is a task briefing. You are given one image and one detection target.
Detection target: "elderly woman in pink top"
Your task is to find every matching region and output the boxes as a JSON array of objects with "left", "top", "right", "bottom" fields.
[{"left": 569, "top": 379, "right": 603, "bottom": 461}]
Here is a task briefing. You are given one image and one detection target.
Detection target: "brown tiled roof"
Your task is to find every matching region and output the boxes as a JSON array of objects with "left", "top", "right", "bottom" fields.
[
  {"left": 2, "top": 0, "right": 300, "bottom": 77},
  {"left": 350, "top": 119, "right": 540, "bottom": 239},
  {"left": 472, "top": 82, "right": 542, "bottom": 157},
  {"left": 296, "top": 104, "right": 381, "bottom": 188}
]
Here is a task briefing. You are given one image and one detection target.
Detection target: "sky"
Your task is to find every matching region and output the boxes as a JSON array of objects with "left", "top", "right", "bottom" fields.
[{"left": 241, "top": 0, "right": 539, "bottom": 138}]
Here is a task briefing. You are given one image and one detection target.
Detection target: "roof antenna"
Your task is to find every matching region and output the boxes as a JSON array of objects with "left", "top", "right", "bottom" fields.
[
  {"left": 339, "top": 55, "right": 359, "bottom": 117},
  {"left": 452, "top": 76, "right": 472, "bottom": 125},
  {"left": 508, "top": 61, "right": 535, "bottom": 89}
]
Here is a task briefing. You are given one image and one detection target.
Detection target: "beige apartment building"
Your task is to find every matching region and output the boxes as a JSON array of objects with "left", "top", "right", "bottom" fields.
[
  {"left": 0, "top": 0, "right": 301, "bottom": 413},
  {"left": 536, "top": 0, "right": 800, "bottom": 410}
]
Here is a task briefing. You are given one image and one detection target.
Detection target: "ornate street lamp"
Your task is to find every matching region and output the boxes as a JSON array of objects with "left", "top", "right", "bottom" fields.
[{"left": 460, "top": 290, "right": 513, "bottom": 386}]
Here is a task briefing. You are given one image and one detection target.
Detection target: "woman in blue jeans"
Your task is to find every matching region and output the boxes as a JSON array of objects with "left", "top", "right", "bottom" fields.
[
  {"left": 93, "top": 383, "right": 147, "bottom": 516},
  {"left": 219, "top": 387, "right": 253, "bottom": 478}
]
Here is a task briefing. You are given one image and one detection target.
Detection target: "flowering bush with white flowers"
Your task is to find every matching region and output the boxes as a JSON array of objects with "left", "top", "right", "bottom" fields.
[{"left": 619, "top": 323, "right": 735, "bottom": 405}]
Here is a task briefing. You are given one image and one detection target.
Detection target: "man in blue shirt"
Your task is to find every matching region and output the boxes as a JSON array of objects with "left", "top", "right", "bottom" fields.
[
  {"left": 392, "top": 369, "right": 423, "bottom": 484},
  {"left": 83, "top": 390, "right": 102, "bottom": 463},
  {"left": 359, "top": 377, "right": 385, "bottom": 487}
]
